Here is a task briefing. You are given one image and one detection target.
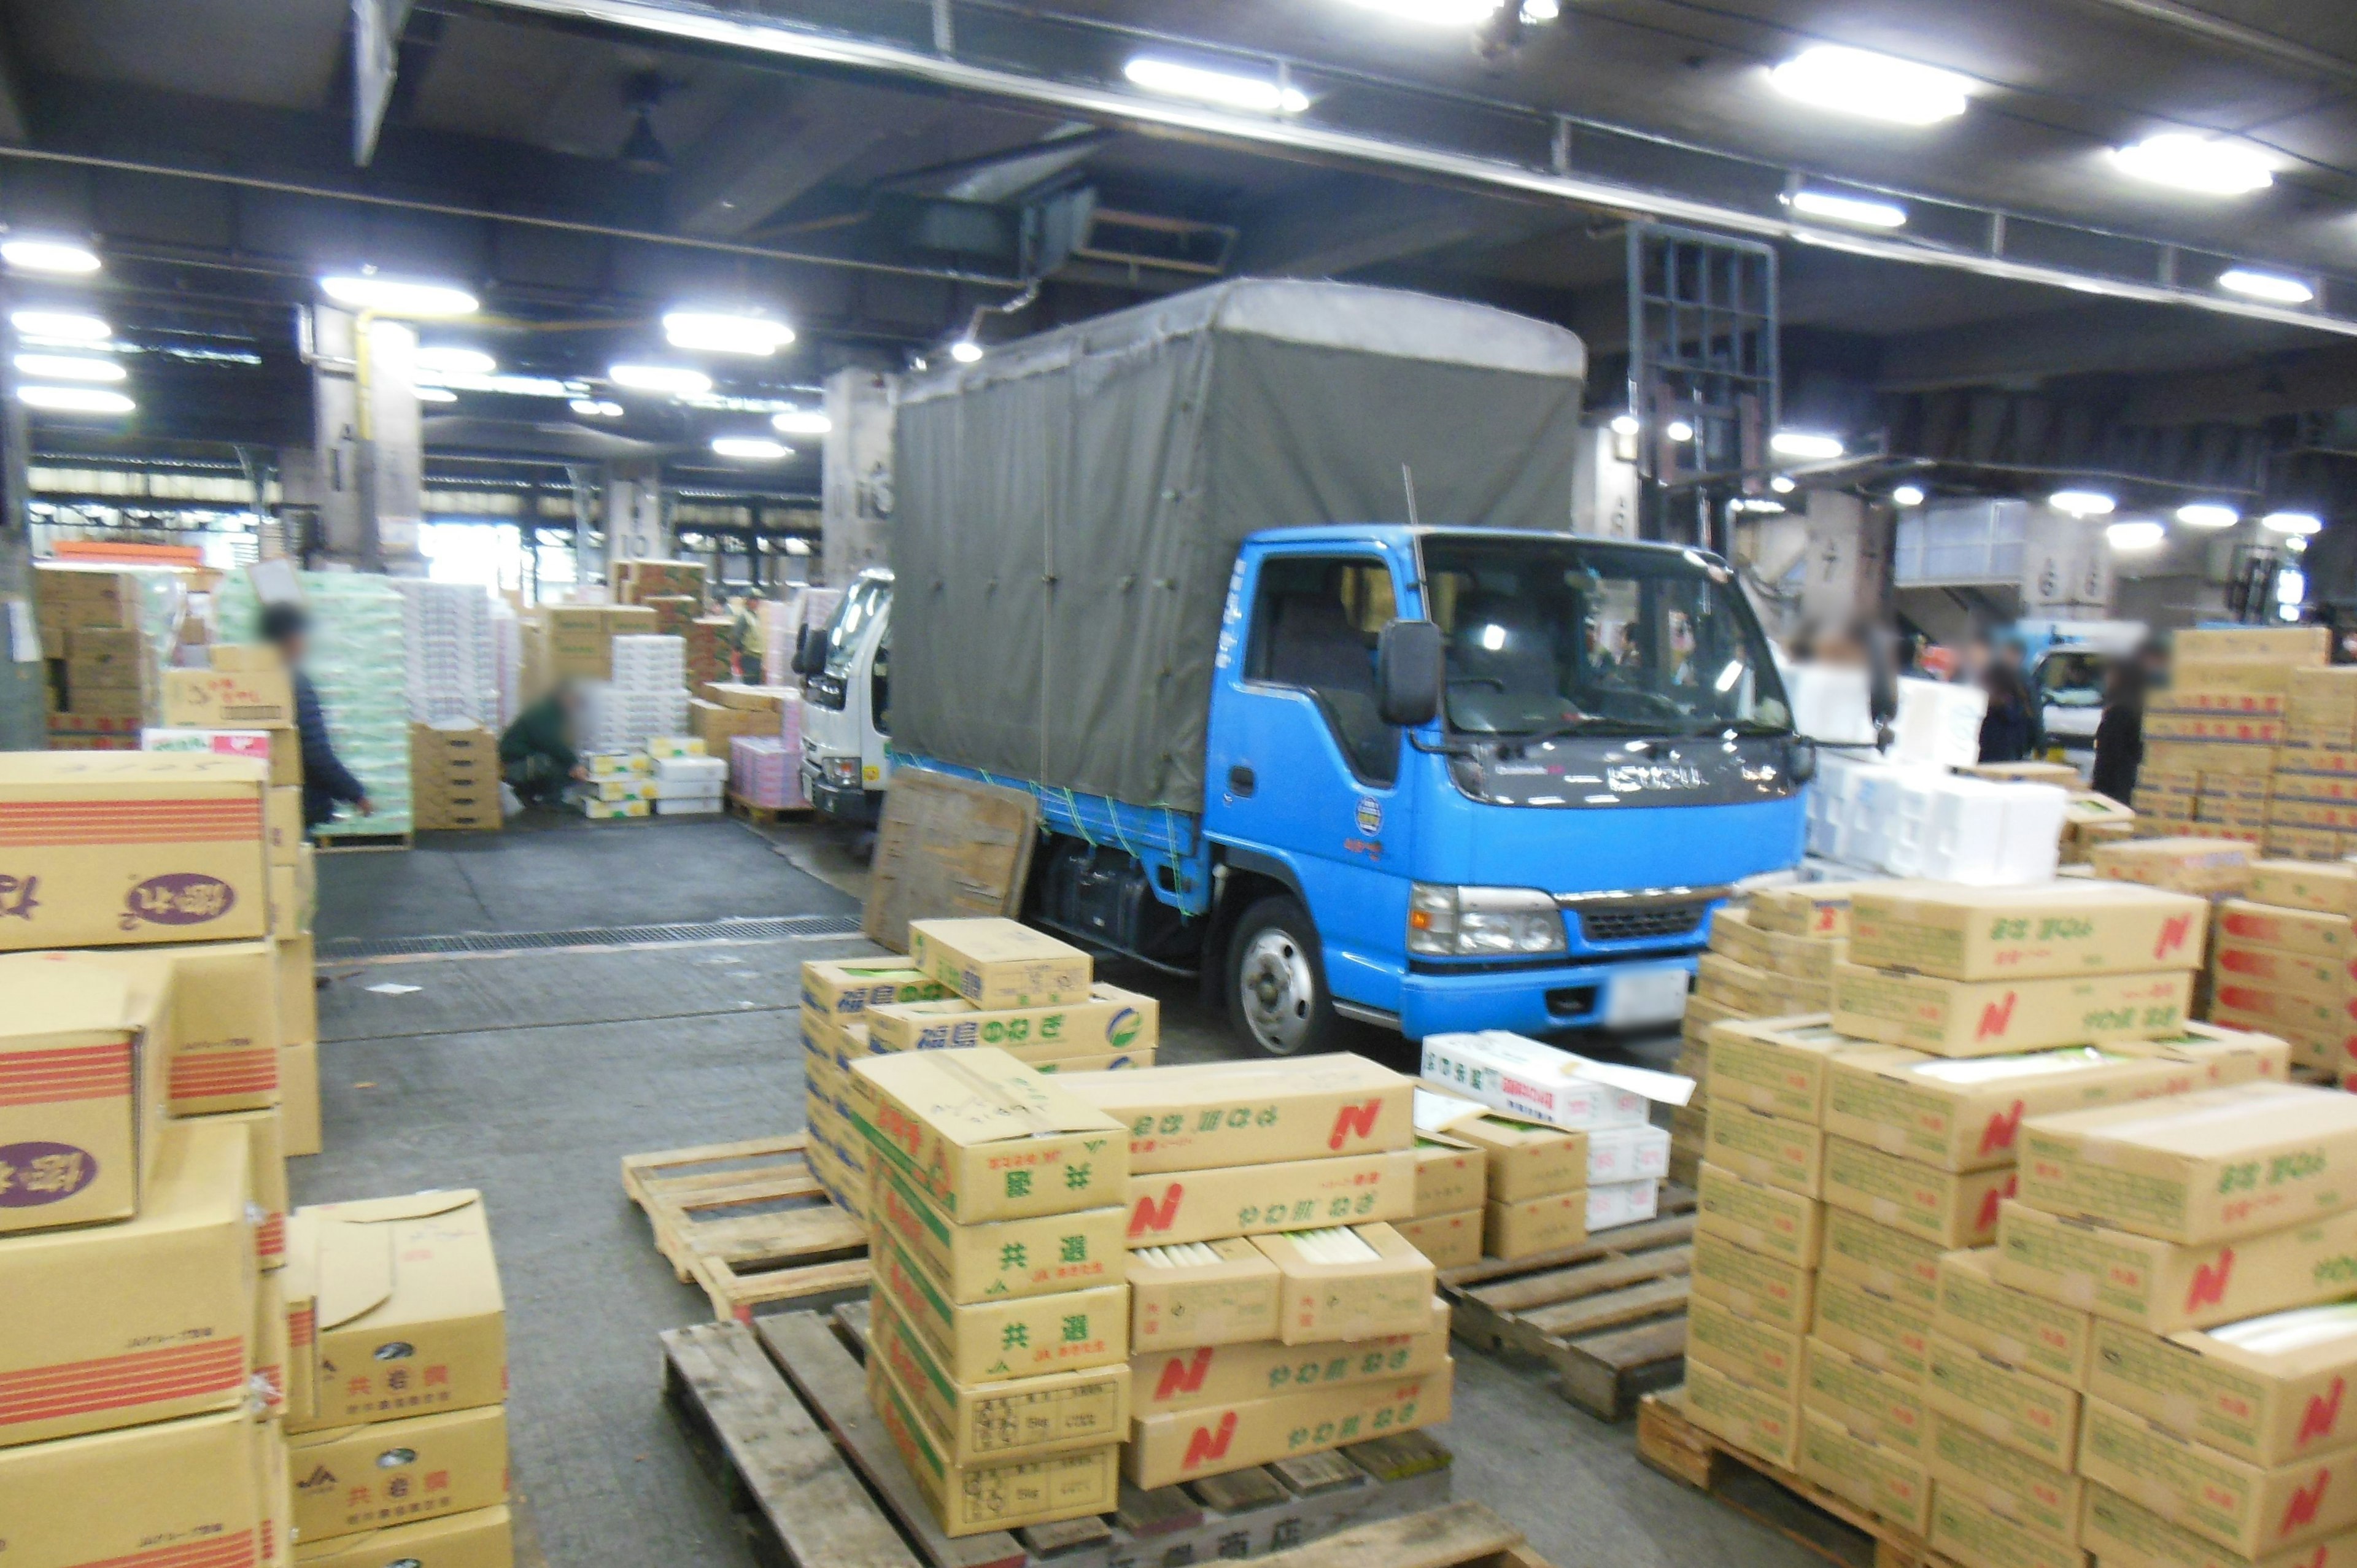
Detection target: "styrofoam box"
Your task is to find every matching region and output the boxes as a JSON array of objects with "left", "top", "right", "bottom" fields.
[
  {"left": 1588, "top": 1178, "right": 1661, "bottom": 1232},
  {"left": 1586, "top": 1123, "right": 1671, "bottom": 1184}
]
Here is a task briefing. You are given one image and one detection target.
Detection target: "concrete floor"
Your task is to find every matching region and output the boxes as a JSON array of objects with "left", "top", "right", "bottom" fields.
[{"left": 300, "top": 813, "right": 1816, "bottom": 1568}]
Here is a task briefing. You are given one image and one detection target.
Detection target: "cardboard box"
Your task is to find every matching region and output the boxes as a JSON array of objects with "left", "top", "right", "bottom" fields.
[
  {"left": 1682, "top": 1358, "right": 1802, "bottom": 1468},
  {"left": 296, "top": 1507, "right": 514, "bottom": 1568},
  {"left": 279, "top": 933, "right": 318, "bottom": 1045},
  {"left": 1417, "top": 1031, "right": 1659, "bottom": 1130},
  {"left": 2249, "top": 862, "right": 2357, "bottom": 919},
  {"left": 2214, "top": 941, "right": 2357, "bottom": 1002},
  {"left": 2177, "top": 626, "right": 2330, "bottom": 662},
  {"left": 2221, "top": 900, "right": 2357, "bottom": 962},
  {"left": 1128, "top": 1237, "right": 1282, "bottom": 1350},
  {"left": 1124, "top": 1366, "right": 1450, "bottom": 1489},
  {"left": 910, "top": 919, "right": 1090, "bottom": 1009},
  {"left": 869, "top": 1293, "right": 1129, "bottom": 1462},
  {"left": 1933, "top": 1488, "right": 2085, "bottom": 1568},
  {"left": 851, "top": 1048, "right": 1126, "bottom": 1223},
  {"left": 1483, "top": 1189, "right": 1589, "bottom": 1259},
  {"left": 1394, "top": 1208, "right": 1482, "bottom": 1269},
  {"left": 283, "top": 1191, "right": 505, "bottom": 1432},
  {"left": 869, "top": 1159, "right": 1126, "bottom": 1304},
  {"left": 1252, "top": 1222, "right": 1434, "bottom": 1344},
  {"left": 1022, "top": 1049, "right": 1156, "bottom": 1075},
  {"left": 0, "top": 751, "right": 271, "bottom": 949},
  {"left": 2139, "top": 1025, "right": 2294, "bottom": 1088},
  {"left": 1822, "top": 1207, "right": 1944, "bottom": 1308},
  {"left": 1848, "top": 881, "right": 2208, "bottom": 980},
  {"left": 48, "top": 938, "right": 282, "bottom": 1114},
  {"left": 1708, "top": 905, "right": 1775, "bottom": 968},
  {"left": 872, "top": 1229, "right": 1127, "bottom": 1384},
  {"left": 1697, "top": 1161, "right": 1824, "bottom": 1267},
  {"left": 1825, "top": 1043, "right": 2210, "bottom": 1173},
  {"left": 1815, "top": 1272, "right": 1935, "bottom": 1381},
  {"left": 1448, "top": 1112, "right": 1587, "bottom": 1201},
  {"left": 2018, "top": 1083, "right": 2357, "bottom": 1244},
  {"left": 0, "top": 955, "right": 166, "bottom": 1233},
  {"left": 1930, "top": 1409, "right": 2082, "bottom": 1543},
  {"left": 868, "top": 1350, "right": 1121, "bottom": 1537},
  {"left": 0, "top": 1119, "right": 252, "bottom": 1446},
  {"left": 0, "top": 1409, "right": 262, "bottom": 1568},
  {"left": 800, "top": 957, "right": 954, "bottom": 1021},
  {"left": 865, "top": 986, "right": 1159, "bottom": 1060},
  {"left": 1121, "top": 1148, "right": 1417, "bottom": 1247},
  {"left": 1705, "top": 1014, "right": 1880, "bottom": 1122},
  {"left": 1832, "top": 962, "right": 2194, "bottom": 1057},
  {"left": 1688, "top": 1292, "right": 1806, "bottom": 1397},
  {"left": 1059, "top": 1054, "right": 1410, "bottom": 1175},
  {"left": 1805, "top": 1334, "right": 1927, "bottom": 1453},
  {"left": 163, "top": 665, "right": 296, "bottom": 728},
  {"left": 2083, "top": 1491, "right": 2357, "bottom": 1568},
  {"left": 1411, "top": 1135, "right": 1485, "bottom": 1215},
  {"left": 210, "top": 1104, "right": 288, "bottom": 1268},
  {"left": 1130, "top": 1297, "right": 1450, "bottom": 1415},
  {"left": 281, "top": 1040, "right": 321, "bottom": 1157},
  {"left": 268, "top": 785, "right": 302, "bottom": 863},
  {"left": 1824, "top": 1137, "right": 2017, "bottom": 1249},
  {"left": 288, "top": 1404, "right": 508, "bottom": 1542},
  {"left": 1938, "top": 1246, "right": 2093, "bottom": 1388},
  {"left": 2095, "top": 838, "right": 2261, "bottom": 895},
  {"left": 1995, "top": 1199, "right": 2357, "bottom": 1334},
  {"left": 1691, "top": 1229, "right": 1817, "bottom": 1332},
  {"left": 1925, "top": 1329, "right": 2081, "bottom": 1466},
  {"left": 1749, "top": 881, "right": 1876, "bottom": 940},
  {"left": 2081, "top": 1393, "right": 2357, "bottom": 1557},
  {"left": 2088, "top": 1303, "right": 2357, "bottom": 1465},
  {"left": 1705, "top": 1105, "right": 1826, "bottom": 1195},
  {"left": 1799, "top": 1407, "right": 1933, "bottom": 1535}
]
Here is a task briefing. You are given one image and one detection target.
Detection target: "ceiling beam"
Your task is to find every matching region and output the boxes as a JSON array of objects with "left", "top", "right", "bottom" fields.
[
  {"left": 668, "top": 77, "right": 943, "bottom": 239},
  {"left": 2065, "top": 0, "right": 2357, "bottom": 88},
  {"left": 1231, "top": 177, "right": 1573, "bottom": 279},
  {"left": 1876, "top": 301, "right": 2324, "bottom": 393}
]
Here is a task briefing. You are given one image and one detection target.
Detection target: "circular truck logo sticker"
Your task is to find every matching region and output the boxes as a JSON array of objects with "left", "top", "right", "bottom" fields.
[
  {"left": 0, "top": 1141, "right": 98, "bottom": 1207},
  {"left": 120, "top": 873, "right": 236, "bottom": 929},
  {"left": 1355, "top": 797, "right": 1383, "bottom": 836}
]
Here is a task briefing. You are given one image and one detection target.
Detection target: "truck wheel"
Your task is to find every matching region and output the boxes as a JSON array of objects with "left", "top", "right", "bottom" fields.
[{"left": 1228, "top": 896, "right": 1336, "bottom": 1058}]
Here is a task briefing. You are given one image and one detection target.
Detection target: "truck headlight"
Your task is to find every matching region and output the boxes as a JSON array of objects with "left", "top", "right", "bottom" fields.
[
  {"left": 824, "top": 757, "right": 861, "bottom": 787},
  {"left": 1408, "top": 884, "right": 1567, "bottom": 957}
]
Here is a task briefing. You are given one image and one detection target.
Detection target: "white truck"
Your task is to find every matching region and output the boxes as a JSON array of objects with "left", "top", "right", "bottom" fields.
[{"left": 794, "top": 568, "right": 894, "bottom": 825}]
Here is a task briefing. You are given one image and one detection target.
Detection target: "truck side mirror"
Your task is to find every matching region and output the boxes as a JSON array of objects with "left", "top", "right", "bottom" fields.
[
  {"left": 791, "top": 627, "right": 822, "bottom": 678},
  {"left": 1376, "top": 620, "right": 1446, "bottom": 728}
]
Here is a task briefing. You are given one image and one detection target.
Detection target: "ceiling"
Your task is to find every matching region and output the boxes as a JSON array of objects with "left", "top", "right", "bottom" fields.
[{"left": 3, "top": 0, "right": 2357, "bottom": 513}]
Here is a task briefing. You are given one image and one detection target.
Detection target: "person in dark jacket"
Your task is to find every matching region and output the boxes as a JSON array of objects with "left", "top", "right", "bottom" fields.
[
  {"left": 259, "top": 602, "right": 373, "bottom": 832},
  {"left": 1976, "top": 638, "right": 2040, "bottom": 764},
  {"left": 2091, "top": 651, "right": 2150, "bottom": 805},
  {"left": 500, "top": 683, "right": 586, "bottom": 807}
]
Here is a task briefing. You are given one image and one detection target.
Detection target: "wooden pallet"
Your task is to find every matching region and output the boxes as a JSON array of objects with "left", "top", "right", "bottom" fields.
[
  {"left": 1438, "top": 1186, "right": 1698, "bottom": 1422},
  {"left": 729, "top": 793, "right": 814, "bottom": 824},
  {"left": 314, "top": 830, "right": 414, "bottom": 853},
  {"left": 624, "top": 1135, "right": 869, "bottom": 1321},
  {"left": 1636, "top": 1391, "right": 1939, "bottom": 1568}
]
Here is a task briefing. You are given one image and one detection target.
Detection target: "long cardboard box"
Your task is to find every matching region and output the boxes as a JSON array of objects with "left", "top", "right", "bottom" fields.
[
  {"left": 2081, "top": 1393, "right": 2357, "bottom": 1557},
  {"left": 1446, "top": 1112, "right": 1587, "bottom": 1202},
  {"left": 1705, "top": 1014, "right": 1884, "bottom": 1123},
  {"left": 1799, "top": 1407, "right": 1933, "bottom": 1535},
  {"left": 1937, "top": 1246, "right": 2094, "bottom": 1388},
  {"left": 1395, "top": 1209, "right": 1481, "bottom": 1269},
  {"left": 852, "top": 1048, "right": 1128, "bottom": 1223},
  {"left": 1121, "top": 1148, "right": 1417, "bottom": 1247},
  {"left": 1823, "top": 1137, "right": 2017, "bottom": 1250},
  {"left": 2018, "top": 1083, "right": 2357, "bottom": 1244},
  {"left": 910, "top": 919, "right": 1091, "bottom": 1009},
  {"left": 1930, "top": 1410, "right": 2081, "bottom": 1543},
  {"left": 1822, "top": 1207, "right": 1943, "bottom": 1308},
  {"left": 1696, "top": 1160, "right": 1824, "bottom": 1267},
  {"left": 2083, "top": 1485, "right": 2357, "bottom": 1568},
  {"left": 869, "top": 1292, "right": 1130, "bottom": 1463},
  {"left": 1848, "top": 881, "right": 2207, "bottom": 980},
  {"left": 295, "top": 1505, "right": 513, "bottom": 1568},
  {"left": 1705, "top": 1105, "right": 1826, "bottom": 1195},
  {"left": 1749, "top": 881, "right": 1876, "bottom": 940},
  {"left": 2249, "top": 863, "right": 2357, "bottom": 920},
  {"left": 1411, "top": 1135, "right": 1485, "bottom": 1215},
  {"left": 1996, "top": 1199, "right": 2357, "bottom": 1334},
  {"left": 287, "top": 1404, "right": 508, "bottom": 1542},
  {"left": 162, "top": 665, "right": 296, "bottom": 728},
  {"left": 869, "top": 1159, "right": 1126, "bottom": 1304},
  {"left": 1687, "top": 1293, "right": 1805, "bottom": 1397},
  {"left": 868, "top": 1350, "right": 1121, "bottom": 1537},
  {"left": 45, "top": 938, "right": 282, "bottom": 1115},
  {"left": 1924, "top": 1329, "right": 2081, "bottom": 1466},
  {"left": 1059, "top": 1054, "right": 1411, "bottom": 1174},
  {"left": 1124, "top": 1365, "right": 1451, "bottom": 1489},
  {"left": 871, "top": 1229, "right": 1128, "bottom": 1384},
  {"left": 800, "top": 957, "right": 954, "bottom": 1021},
  {"left": 1130, "top": 1298, "right": 1451, "bottom": 1415},
  {"left": 1691, "top": 1229, "right": 1816, "bottom": 1332},
  {"left": 2088, "top": 1303, "right": 2357, "bottom": 1465},
  {"left": 1826, "top": 1043, "right": 2214, "bottom": 1172},
  {"left": 1417, "top": 1031, "right": 1662, "bottom": 1130},
  {"left": 1933, "top": 1488, "right": 2085, "bottom": 1568},
  {"left": 2220, "top": 900, "right": 2357, "bottom": 962},
  {"left": 0, "top": 956, "right": 167, "bottom": 1234},
  {"left": 1682, "top": 1356, "right": 1802, "bottom": 1468},
  {"left": 1834, "top": 962, "right": 2195, "bottom": 1056},
  {"left": 864, "top": 986, "right": 1159, "bottom": 1060},
  {"left": 1484, "top": 1188, "right": 1590, "bottom": 1259},
  {"left": 0, "top": 1409, "right": 263, "bottom": 1568},
  {"left": 1815, "top": 1272, "right": 1935, "bottom": 1382},
  {"left": 1805, "top": 1334, "right": 1927, "bottom": 1454},
  {"left": 1129, "top": 1238, "right": 1282, "bottom": 1350},
  {"left": 1253, "top": 1223, "right": 1433, "bottom": 1344}
]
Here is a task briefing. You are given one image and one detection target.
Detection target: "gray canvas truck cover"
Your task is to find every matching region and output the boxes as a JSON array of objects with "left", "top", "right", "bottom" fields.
[{"left": 891, "top": 278, "right": 1588, "bottom": 815}]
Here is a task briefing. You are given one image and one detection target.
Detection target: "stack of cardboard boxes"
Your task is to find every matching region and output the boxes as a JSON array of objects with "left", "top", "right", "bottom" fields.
[
  {"left": 1398, "top": 1125, "right": 1488, "bottom": 1269},
  {"left": 1414, "top": 1089, "right": 1669, "bottom": 1262},
  {"left": 2205, "top": 859, "right": 2357, "bottom": 1083},
  {"left": 692, "top": 681, "right": 795, "bottom": 757},
  {"left": 613, "top": 558, "right": 706, "bottom": 606},
  {"left": 410, "top": 722, "right": 501, "bottom": 832},
  {"left": 576, "top": 750, "right": 652, "bottom": 821},
  {"left": 800, "top": 955, "right": 953, "bottom": 1219},
  {"left": 536, "top": 604, "right": 657, "bottom": 685},
  {"left": 685, "top": 616, "right": 732, "bottom": 689},
  {"left": 37, "top": 561, "right": 177, "bottom": 747}
]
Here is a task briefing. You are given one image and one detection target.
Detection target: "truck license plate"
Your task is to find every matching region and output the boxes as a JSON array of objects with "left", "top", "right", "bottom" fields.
[{"left": 1604, "top": 966, "right": 1691, "bottom": 1030}]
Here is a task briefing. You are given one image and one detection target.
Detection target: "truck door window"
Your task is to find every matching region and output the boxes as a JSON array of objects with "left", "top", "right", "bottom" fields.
[
  {"left": 872, "top": 634, "right": 891, "bottom": 737},
  {"left": 1246, "top": 556, "right": 1400, "bottom": 786}
]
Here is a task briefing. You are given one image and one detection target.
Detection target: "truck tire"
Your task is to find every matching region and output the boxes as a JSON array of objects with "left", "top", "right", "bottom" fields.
[{"left": 1227, "top": 895, "right": 1337, "bottom": 1058}]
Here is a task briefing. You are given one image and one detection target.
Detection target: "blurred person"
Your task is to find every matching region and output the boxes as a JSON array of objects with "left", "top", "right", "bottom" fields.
[
  {"left": 500, "top": 680, "right": 589, "bottom": 808},
  {"left": 258, "top": 603, "right": 373, "bottom": 834},
  {"left": 2091, "top": 654, "right": 2148, "bottom": 805},
  {"left": 1977, "top": 638, "right": 2040, "bottom": 763}
]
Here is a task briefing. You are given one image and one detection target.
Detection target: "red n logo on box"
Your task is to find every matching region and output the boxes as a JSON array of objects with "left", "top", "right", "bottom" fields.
[
  {"left": 2155, "top": 914, "right": 2194, "bottom": 960},
  {"left": 1978, "top": 1100, "right": 2026, "bottom": 1156},
  {"left": 1183, "top": 1411, "right": 1239, "bottom": 1470},
  {"left": 1155, "top": 1348, "right": 1215, "bottom": 1402},
  {"left": 2283, "top": 1470, "right": 2332, "bottom": 1535},
  {"left": 1329, "top": 1100, "right": 1385, "bottom": 1151},
  {"left": 2302, "top": 1379, "right": 2348, "bottom": 1448},
  {"left": 2186, "top": 1249, "right": 2237, "bottom": 1312},
  {"left": 1130, "top": 1184, "right": 1184, "bottom": 1238},
  {"left": 1976, "top": 992, "right": 2018, "bottom": 1041}
]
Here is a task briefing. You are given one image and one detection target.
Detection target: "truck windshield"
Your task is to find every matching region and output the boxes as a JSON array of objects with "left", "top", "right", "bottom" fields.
[
  {"left": 822, "top": 577, "right": 889, "bottom": 680},
  {"left": 1422, "top": 536, "right": 1791, "bottom": 739}
]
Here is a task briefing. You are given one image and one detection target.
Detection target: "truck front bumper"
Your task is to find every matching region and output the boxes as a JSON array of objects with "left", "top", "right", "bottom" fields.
[
  {"left": 1393, "top": 952, "right": 1700, "bottom": 1041},
  {"left": 804, "top": 763, "right": 883, "bottom": 827}
]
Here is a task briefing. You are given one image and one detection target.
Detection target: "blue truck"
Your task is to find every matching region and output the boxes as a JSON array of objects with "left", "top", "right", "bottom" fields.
[{"left": 875, "top": 280, "right": 1811, "bottom": 1054}]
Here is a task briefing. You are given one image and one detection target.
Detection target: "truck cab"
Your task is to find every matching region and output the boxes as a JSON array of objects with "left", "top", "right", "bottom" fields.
[
  {"left": 1194, "top": 525, "right": 1809, "bottom": 1049},
  {"left": 799, "top": 568, "right": 893, "bottom": 825}
]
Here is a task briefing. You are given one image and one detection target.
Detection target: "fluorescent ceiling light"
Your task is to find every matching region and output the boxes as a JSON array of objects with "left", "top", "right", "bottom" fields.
[
  {"left": 712, "top": 436, "right": 791, "bottom": 461},
  {"left": 2051, "top": 489, "right": 2118, "bottom": 517},
  {"left": 2113, "top": 134, "right": 2274, "bottom": 196},
  {"left": 773, "top": 409, "right": 832, "bottom": 436},
  {"left": 1893, "top": 484, "right": 1926, "bottom": 507},
  {"left": 608, "top": 363, "right": 713, "bottom": 396},
  {"left": 1, "top": 239, "right": 99, "bottom": 275},
  {"left": 1770, "top": 475, "right": 1797, "bottom": 494},
  {"left": 2218, "top": 269, "right": 2315, "bottom": 306},
  {"left": 318, "top": 274, "right": 479, "bottom": 317},
  {"left": 414, "top": 346, "right": 496, "bottom": 377},
  {"left": 664, "top": 311, "right": 797, "bottom": 356},
  {"left": 1124, "top": 56, "right": 1310, "bottom": 115},
  {"left": 1342, "top": 0, "right": 1503, "bottom": 21},
  {"left": 1787, "top": 190, "right": 1908, "bottom": 230},
  {"left": 2177, "top": 503, "right": 2239, "bottom": 529},
  {"left": 1609, "top": 413, "right": 1641, "bottom": 436},
  {"left": 2262, "top": 511, "right": 2323, "bottom": 535},
  {"left": 14, "top": 353, "right": 122, "bottom": 382},
  {"left": 570, "top": 399, "right": 624, "bottom": 418},
  {"left": 1666, "top": 419, "right": 1695, "bottom": 442},
  {"left": 2107, "top": 520, "right": 2165, "bottom": 551},
  {"left": 414, "top": 385, "right": 459, "bottom": 403},
  {"left": 1768, "top": 46, "right": 1972, "bottom": 126},
  {"left": 11, "top": 309, "right": 110, "bottom": 343},
  {"left": 950, "top": 339, "right": 986, "bottom": 365},
  {"left": 18, "top": 384, "right": 133, "bottom": 414},
  {"left": 1771, "top": 431, "right": 1844, "bottom": 460},
  {"left": 2285, "top": 535, "right": 2309, "bottom": 554}
]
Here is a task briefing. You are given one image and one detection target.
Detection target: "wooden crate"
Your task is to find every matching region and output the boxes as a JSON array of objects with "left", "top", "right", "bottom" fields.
[
  {"left": 1438, "top": 1187, "right": 1697, "bottom": 1421},
  {"left": 623, "top": 1135, "right": 869, "bottom": 1321},
  {"left": 1636, "top": 1391, "right": 1938, "bottom": 1568}
]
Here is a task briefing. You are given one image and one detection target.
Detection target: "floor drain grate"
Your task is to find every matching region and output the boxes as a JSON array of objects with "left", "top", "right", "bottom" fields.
[{"left": 317, "top": 913, "right": 867, "bottom": 960}]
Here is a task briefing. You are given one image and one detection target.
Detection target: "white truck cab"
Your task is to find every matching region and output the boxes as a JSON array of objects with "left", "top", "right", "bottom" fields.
[{"left": 797, "top": 569, "right": 893, "bottom": 825}]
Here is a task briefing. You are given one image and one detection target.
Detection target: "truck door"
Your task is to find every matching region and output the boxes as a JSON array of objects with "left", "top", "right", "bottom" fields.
[{"left": 1204, "top": 549, "right": 1413, "bottom": 1013}]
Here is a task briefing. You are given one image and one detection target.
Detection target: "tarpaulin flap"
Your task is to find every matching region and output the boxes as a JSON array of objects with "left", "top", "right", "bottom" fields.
[{"left": 892, "top": 279, "right": 1586, "bottom": 814}]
